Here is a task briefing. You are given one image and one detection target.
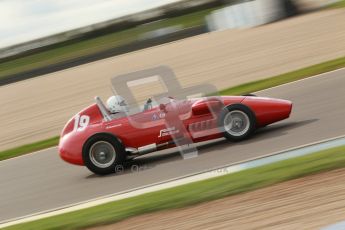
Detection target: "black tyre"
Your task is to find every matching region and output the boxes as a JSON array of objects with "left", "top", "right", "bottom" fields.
[
  {"left": 82, "top": 134, "right": 126, "bottom": 175},
  {"left": 218, "top": 104, "right": 256, "bottom": 141}
]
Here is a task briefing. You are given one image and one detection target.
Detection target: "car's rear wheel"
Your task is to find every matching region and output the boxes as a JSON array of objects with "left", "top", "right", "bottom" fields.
[
  {"left": 219, "top": 104, "right": 256, "bottom": 141},
  {"left": 83, "top": 134, "right": 126, "bottom": 175}
]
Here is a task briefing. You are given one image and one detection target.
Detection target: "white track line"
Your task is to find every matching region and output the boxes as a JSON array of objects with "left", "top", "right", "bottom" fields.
[{"left": 1, "top": 134, "right": 345, "bottom": 228}]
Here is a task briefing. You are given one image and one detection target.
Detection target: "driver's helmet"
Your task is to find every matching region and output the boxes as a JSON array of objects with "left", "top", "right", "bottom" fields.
[{"left": 106, "top": 95, "right": 129, "bottom": 113}]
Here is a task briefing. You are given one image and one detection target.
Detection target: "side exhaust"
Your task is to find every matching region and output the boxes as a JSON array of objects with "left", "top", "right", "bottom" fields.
[{"left": 126, "top": 141, "right": 175, "bottom": 157}]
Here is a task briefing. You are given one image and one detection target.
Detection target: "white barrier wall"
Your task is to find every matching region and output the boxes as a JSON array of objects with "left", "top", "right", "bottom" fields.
[
  {"left": 206, "top": 0, "right": 339, "bottom": 31},
  {"left": 206, "top": 0, "right": 285, "bottom": 31}
]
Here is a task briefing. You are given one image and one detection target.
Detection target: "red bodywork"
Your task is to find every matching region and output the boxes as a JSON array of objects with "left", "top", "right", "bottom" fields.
[{"left": 59, "top": 96, "right": 292, "bottom": 166}]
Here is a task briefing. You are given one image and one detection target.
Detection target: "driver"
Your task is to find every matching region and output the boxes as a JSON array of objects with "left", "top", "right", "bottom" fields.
[{"left": 106, "top": 95, "right": 129, "bottom": 114}]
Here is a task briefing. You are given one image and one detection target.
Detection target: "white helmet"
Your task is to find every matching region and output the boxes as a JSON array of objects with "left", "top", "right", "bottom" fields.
[{"left": 106, "top": 95, "right": 129, "bottom": 113}]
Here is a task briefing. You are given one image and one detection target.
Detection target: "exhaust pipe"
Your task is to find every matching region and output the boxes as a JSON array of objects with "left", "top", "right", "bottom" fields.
[{"left": 126, "top": 141, "right": 174, "bottom": 157}]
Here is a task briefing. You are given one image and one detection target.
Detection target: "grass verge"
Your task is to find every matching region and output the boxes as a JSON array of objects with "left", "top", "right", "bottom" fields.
[
  {"left": 1, "top": 56, "right": 345, "bottom": 161},
  {"left": 4, "top": 145, "right": 345, "bottom": 230},
  {"left": 0, "top": 136, "right": 59, "bottom": 161},
  {"left": 219, "top": 56, "right": 345, "bottom": 95},
  {"left": 329, "top": 0, "right": 345, "bottom": 8}
]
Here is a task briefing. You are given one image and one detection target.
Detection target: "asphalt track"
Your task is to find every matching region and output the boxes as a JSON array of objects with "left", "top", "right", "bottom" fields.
[{"left": 0, "top": 69, "right": 345, "bottom": 223}]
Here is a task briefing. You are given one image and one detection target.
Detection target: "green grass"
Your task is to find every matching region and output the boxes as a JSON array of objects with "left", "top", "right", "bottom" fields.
[
  {"left": 0, "top": 7, "right": 216, "bottom": 80},
  {"left": 0, "top": 136, "right": 59, "bottom": 161},
  {"left": 329, "top": 0, "right": 345, "bottom": 8},
  {"left": 4, "top": 145, "right": 345, "bottom": 230},
  {"left": 1, "top": 56, "right": 345, "bottom": 162},
  {"left": 219, "top": 56, "right": 345, "bottom": 95}
]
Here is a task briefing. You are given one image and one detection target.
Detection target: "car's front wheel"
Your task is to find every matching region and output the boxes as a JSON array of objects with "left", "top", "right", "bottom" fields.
[
  {"left": 219, "top": 104, "right": 256, "bottom": 141},
  {"left": 82, "top": 134, "right": 126, "bottom": 175}
]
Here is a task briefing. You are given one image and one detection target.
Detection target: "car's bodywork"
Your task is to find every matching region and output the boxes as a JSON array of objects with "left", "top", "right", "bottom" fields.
[{"left": 59, "top": 95, "right": 292, "bottom": 168}]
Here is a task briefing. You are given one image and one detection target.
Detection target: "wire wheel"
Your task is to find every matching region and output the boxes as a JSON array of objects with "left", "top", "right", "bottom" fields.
[
  {"left": 223, "top": 110, "right": 251, "bottom": 137},
  {"left": 89, "top": 141, "right": 116, "bottom": 168}
]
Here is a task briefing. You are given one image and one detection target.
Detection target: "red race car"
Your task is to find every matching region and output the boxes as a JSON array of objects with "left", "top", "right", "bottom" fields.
[{"left": 59, "top": 95, "right": 292, "bottom": 175}]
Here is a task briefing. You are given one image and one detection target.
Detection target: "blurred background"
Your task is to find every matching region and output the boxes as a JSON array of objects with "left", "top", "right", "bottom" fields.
[{"left": 0, "top": 0, "right": 339, "bottom": 84}]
